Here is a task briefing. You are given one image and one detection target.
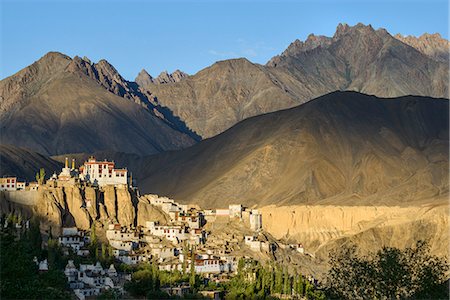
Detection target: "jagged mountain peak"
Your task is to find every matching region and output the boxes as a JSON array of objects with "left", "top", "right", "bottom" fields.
[
  {"left": 135, "top": 69, "right": 154, "bottom": 87},
  {"left": 394, "top": 32, "right": 449, "bottom": 62},
  {"left": 135, "top": 68, "right": 188, "bottom": 86}
]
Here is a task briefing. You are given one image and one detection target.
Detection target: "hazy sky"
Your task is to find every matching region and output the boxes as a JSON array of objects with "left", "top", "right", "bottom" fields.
[{"left": 1, "top": 0, "right": 448, "bottom": 80}]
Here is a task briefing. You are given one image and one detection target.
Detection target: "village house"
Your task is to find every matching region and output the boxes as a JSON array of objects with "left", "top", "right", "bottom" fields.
[
  {"left": 145, "top": 221, "right": 188, "bottom": 244},
  {"left": 161, "top": 283, "right": 191, "bottom": 297},
  {"left": 106, "top": 224, "right": 140, "bottom": 241},
  {"left": 172, "top": 211, "right": 203, "bottom": 229},
  {"left": 289, "top": 243, "right": 305, "bottom": 254},
  {"left": 0, "top": 176, "right": 26, "bottom": 191},
  {"left": 64, "top": 260, "right": 124, "bottom": 300},
  {"left": 244, "top": 235, "right": 262, "bottom": 252},
  {"left": 249, "top": 209, "right": 263, "bottom": 231},
  {"left": 59, "top": 227, "right": 89, "bottom": 255},
  {"left": 229, "top": 204, "right": 243, "bottom": 218}
]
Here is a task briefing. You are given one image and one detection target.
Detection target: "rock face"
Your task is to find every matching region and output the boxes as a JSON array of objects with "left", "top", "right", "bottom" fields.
[
  {"left": 136, "top": 195, "right": 170, "bottom": 226},
  {"left": 135, "top": 69, "right": 188, "bottom": 87},
  {"left": 1, "top": 184, "right": 142, "bottom": 233},
  {"left": 135, "top": 23, "right": 448, "bottom": 139},
  {"left": 0, "top": 184, "right": 174, "bottom": 236},
  {"left": 137, "top": 92, "right": 448, "bottom": 208},
  {"left": 259, "top": 201, "right": 449, "bottom": 273},
  {"left": 0, "top": 52, "right": 196, "bottom": 155},
  {"left": 394, "top": 33, "right": 449, "bottom": 62}
]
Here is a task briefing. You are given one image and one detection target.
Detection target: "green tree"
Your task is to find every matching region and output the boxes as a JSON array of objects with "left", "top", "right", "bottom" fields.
[
  {"left": 282, "top": 267, "right": 291, "bottom": 295},
  {"left": 182, "top": 242, "right": 188, "bottom": 275},
  {"left": 35, "top": 168, "right": 46, "bottom": 185},
  {"left": 101, "top": 243, "right": 107, "bottom": 260},
  {"left": 274, "top": 265, "right": 283, "bottom": 294},
  {"left": 326, "top": 241, "right": 449, "bottom": 299},
  {"left": 189, "top": 249, "right": 196, "bottom": 289}
]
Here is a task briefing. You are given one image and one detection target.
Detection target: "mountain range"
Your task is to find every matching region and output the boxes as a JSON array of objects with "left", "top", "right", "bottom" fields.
[
  {"left": 2, "top": 91, "right": 447, "bottom": 209},
  {"left": 0, "top": 23, "right": 448, "bottom": 156},
  {"left": 0, "top": 53, "right": 197, "bottom": 156},
  {"left": 137, "top": 23, "right": 449, "bottom": 138}
]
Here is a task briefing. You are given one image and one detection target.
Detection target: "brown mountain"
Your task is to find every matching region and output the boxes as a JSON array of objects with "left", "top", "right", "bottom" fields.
[
  {"left": 136, "top": 23, "right": 448, "bottom": 139},
  {"left": 0, "top": 52, "right": 196, "bottom": 156},
  {"left": 135, "top": 91, "right": 448, "bottom": 208},
  {"left": 394, "top": 33, "right": 449, "bottom": 62},
  {"left": 0, "top": 144, "right": 62, "bottom": 181}
]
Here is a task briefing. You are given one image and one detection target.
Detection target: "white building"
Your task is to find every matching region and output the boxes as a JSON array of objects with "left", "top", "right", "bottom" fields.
[
  {"left": 215, "top": 209, "right": 229, "bottom": 216},
  {"left": 229, "top": 204, "right": 243, "bottom": 218},
  {"left": 109, "top": 240, "right": 137, "bottom": 251},
  {"left": 0, "top": 177, "right": 17, "bottom": 191},
  {"left": 59, "top": 227, "right": 87, "bottom": 254},
  {"left": 64, "top": 261, "right": 120, "bottom": 300},
  {"left": 145, "top": 221, "right": 187, "bottom": 244},
  {"left": 173, "top": 212, "right": 202, "bottom": 229},
  {"left": 106, "top": 224, "right": 139, "bottom": 242},
  {"left": 194, "top": 258, "right": 231, "bottom": 274},
  {"left": 249, "top": 210, "right": 262, "bottom": 231},
  {"left": 79, "top": 157, "right": 127, "bottom": 186},
  {"left": 244, "top": 235, "right": 262, "bottom": 252}
]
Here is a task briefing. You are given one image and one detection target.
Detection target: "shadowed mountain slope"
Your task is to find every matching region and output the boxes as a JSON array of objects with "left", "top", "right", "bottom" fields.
[
  {"left": 0, "top": 144, "right": 62, "bottom": 181},
  {"left": 0, "top": 52, "right": 196, "bottom": 156},
  {"left": 135, "top": 91, "right": 448, "bottom": 208}
]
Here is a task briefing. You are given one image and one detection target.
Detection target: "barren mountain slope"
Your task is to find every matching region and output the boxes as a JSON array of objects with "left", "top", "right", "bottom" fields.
[
  {"left": 136, "top": 58, "right": 302, "bottom": 138},
  {"left": 0, "top": 144, "right": 62, "bottom": 180},
  {"left": 136, "top": 23, "right": 448, "bottom": 138},
  {"left": 136, "top": 91, "right": 448, "bottom": 208},
  {"left": 0, "top": 52, "right": 196, "bottom": 155}
]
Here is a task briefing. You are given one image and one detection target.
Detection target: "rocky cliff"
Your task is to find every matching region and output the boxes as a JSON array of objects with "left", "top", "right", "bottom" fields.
[{"left": 0, "top": 184, "right": 167, "bottom": 236}]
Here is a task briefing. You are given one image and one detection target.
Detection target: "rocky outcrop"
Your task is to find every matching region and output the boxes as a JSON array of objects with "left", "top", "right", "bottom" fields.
[
  {"left": 135, "top": 69, "right": 188, "bottom": 87},
  {"left": 395, "top": 33, "right": 449, "bottom": 62},
  {"left": 136, "top": 196, "right": 169, "bottom": 226},
  {"left": 116, "top": 185, "right": 136, "bottom": 227},
  {"left": 0, "top": 184, "right": 175, "bottom": 237},
  {"left": 259, "top": 201, "right": 449, "bottom": 261},
  {"left": 63, "top": 186, "right": 91, "bottom": 230}
]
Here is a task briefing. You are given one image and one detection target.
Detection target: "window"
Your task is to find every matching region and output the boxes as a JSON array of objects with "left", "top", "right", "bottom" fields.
[{"left": 6, "top": 179, "right": 9, "bottom": 183}]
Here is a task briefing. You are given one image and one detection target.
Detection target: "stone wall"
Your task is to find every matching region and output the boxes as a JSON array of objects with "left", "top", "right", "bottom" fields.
[{"left": 1, "top": 190, "right": 38, "bottom": 206}]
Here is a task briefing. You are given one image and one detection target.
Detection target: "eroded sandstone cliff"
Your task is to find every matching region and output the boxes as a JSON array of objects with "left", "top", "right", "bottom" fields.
[{"left": 0, "top": 184, "right": 161, "bottom": 236}]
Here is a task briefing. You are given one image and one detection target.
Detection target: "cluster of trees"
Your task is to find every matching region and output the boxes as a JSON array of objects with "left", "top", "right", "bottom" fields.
[
  {"left": 123, "top": 262, "right": 204, "bottom": 299},
  {"left": 0, "top": 217, "right": 71, "bottom": 299},
  {"left": 326, "top": 241, "right": 449, "bottom": 299},
  {"left": 223, "top": 258, "right": 325, "bottom": 300}
]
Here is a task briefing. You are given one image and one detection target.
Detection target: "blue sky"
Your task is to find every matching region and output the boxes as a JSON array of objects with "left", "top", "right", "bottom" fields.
[{"left": 1, "top": 0, "right": 448, "bottom": 80}]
